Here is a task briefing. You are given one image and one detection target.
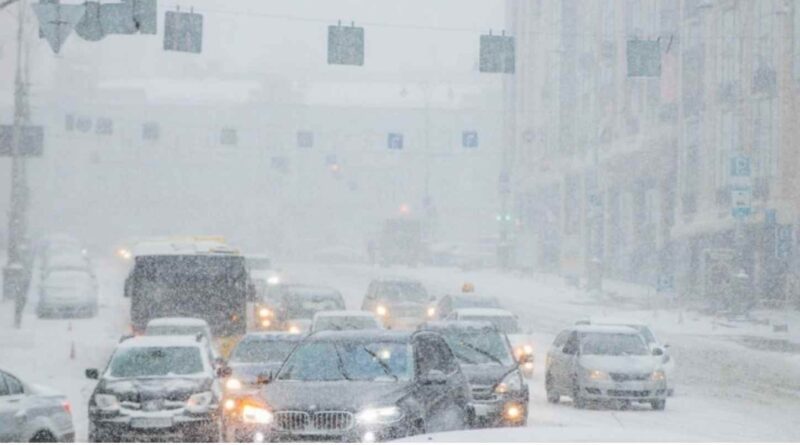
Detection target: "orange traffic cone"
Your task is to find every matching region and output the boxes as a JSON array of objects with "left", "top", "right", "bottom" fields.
[{"left": 69, "top": 341, "right": 75, "bottom": 360}]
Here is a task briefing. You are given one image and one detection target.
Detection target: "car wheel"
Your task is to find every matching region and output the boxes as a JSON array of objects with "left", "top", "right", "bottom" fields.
[
  {"left": 651, "top": 399, "right": 666, "bottom": 411},
  {"left": 30, "top": 430, "right": 56, "bottom": 442},
  {"left": 545, "top": 373, "right": 560, "bottom": 404}
]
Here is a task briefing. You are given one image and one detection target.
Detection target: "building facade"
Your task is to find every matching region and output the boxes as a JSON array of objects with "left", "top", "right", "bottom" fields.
[{"left": 505, "top": 0, "right": 799, "bottom": 309}]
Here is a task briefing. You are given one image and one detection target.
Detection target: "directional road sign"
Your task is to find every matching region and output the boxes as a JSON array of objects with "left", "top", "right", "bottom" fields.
[
  {"left": 0, "top": 125, "right": 44, "bottom": 157},
  {"left": 387, "top": 133, "right": 403, "bottom": 150},
  {"left": 32, "top": 2, "right": 86, "bottom": 53},
  {"left": 731, "top": 187, "right": 752, "bottom": 218},
  {"left": 462, "top": 131, "right": 478, "bottom": 148},
  {"left": 164, "top": 9, "right": 203, "bottom": 53},
  {"left": 328, "top": 24, "right": 364, "bottom": 66},
  {"left": 480, "top": 34, "right": 515, "bottom": 73}
]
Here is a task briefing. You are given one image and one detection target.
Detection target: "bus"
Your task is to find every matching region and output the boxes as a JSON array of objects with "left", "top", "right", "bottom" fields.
[{"left": 123, "top": 237, "right": 250, "bottom": 356}]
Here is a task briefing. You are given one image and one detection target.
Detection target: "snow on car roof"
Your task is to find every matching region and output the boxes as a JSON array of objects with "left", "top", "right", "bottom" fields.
[
  {"left": 313, "top": 310, "right": 375, "bottom": 319},
  {"left": 146, "top": 317, "right": 209, "bottom": 327},
  {"left": 573, "top": 325, "right": 640, "bottom": 335},
  {"left": 117, "top": 335, "right": 205, "bottom": 349},
  {"left": 454, "top": 308, "right": 515, "bottom": 317},
  {"left": 310, "top": 329, "right": 412, "bottom": 342},
  {"left": 586, "top": 316, "right": 649, "bottom": 327},
  {"left": 241, "top": 332, "right": 306, "bottom": 342},
  {"left": 422, "top": 320, "right": 497, "bottom": 331},
  {"left": 132, "top": 239, "right": 237, "bottom": 256}
]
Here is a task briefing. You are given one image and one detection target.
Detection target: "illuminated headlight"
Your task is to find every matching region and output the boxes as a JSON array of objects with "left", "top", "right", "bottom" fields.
[
  {"left": 186, "top": 391, "right": 213, "bottom": 412},
  {"left": 376, "top": 305, "right": 388, "bottom": 317},
  {"left": 117, "top": 248, "right": 132, "bottom": 260},
  {"left": 258, "top": 308, "right": 272, "bottom": 318},
  {"left": 261, "top": 319, "right": 272, "bottom": 328},
  {"left": 588, "top": 369, "right": 610, "bottom": 381},
  {"left": 242, "top": 405, "right": 274, "bottom": 424},
  {"left": 650, "top": 370, "right": 666, "bottom": 381},
  {"left": 514, "top": 344, "right": 534, "bottom": 359},
  {"left": 356, "top": 406, "right": 403, "bottom": 424},
  {"left": 94, "top": 394, "right": 120, "bottom": 411},
  {"left": 522, "top": 361, "right": 534, "bottom": 371},
  {"left": 288, "top": 325, "right": 301, "bottom": 334},
  {"left": 225, "top": 378, "right": 242, "bottom": 391},
  {"left": 223, "top": 398, "right": 237, "bottom": 411},
  {"left": 267, "top": 275, "right": 281, "bottom": 285},
  {"left": 494, "top": 371, "right": 523, "bottom": 394},
  {"left": 503, "top": 403, "right": 523, "bottom": 420},
  {"left": 426, "top": 307, "right": 436, "bottom": 318}
]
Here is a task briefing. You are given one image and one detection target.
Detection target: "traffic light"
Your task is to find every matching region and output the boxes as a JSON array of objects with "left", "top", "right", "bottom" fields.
[
  {"left": 164, "top": 8, "right": 203, "bottom": 53},
  {"left": 479, "top": 32, "right": 514, "bottom": 74},
  {"left": 328, "top": 22, "right": 364, "bottom": 66}
]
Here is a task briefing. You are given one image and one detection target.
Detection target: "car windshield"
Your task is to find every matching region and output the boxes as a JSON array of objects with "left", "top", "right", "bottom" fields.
[
  {"left": 107, "top": 346, "right": 204, "bottom": 378},
  {"left": 376, "top": 282, "right": 428, "bottom": 302},
  {"left": 230, "top": 339, "right": 297, "bottom": 364},
  {"left": 440, "top": 329, "right": 513, "bottom": 366},
  {"left": 461, "top": 315, "right": 520, "bottom": 334},
  {"left": 284, "top": 294, "right": 344, "bottom": 319},
  {"left": 277, "top": 341, "right": 411, "bottom": 382},
  {"left": 453, "top": 296, "right": 500, "bottom": 309},
  {"left": 314, "top": 316, "right": 379, "bottom": 331},
  {"left": 145, "top": 325, "right": 205, "bottom": 336},
  {"left": 580, "top": 333, "right": 649, "bottom": 356},
  {"left": 633, "top": 326, "right": 657, "bottom": 344}
]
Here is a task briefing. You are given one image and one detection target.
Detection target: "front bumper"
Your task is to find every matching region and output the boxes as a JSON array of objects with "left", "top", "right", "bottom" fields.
[
  {"left": 89, "top": 411, "right": 219, "bottom": 441},
  {"left": 578, "top": 379, "right": 667, "bottom": 402},
  {"left": 237, "top": 422, "right": 413, "bottom": 443},
  {"left": 468, "top": 392, "right": 528, "bottom": 427}
]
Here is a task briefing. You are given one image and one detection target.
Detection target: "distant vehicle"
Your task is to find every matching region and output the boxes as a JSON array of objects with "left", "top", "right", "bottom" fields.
[
  {"left": 85, "top": 335, "right": 222, "bottom": 442},
  {"left": 233, "top": 330, "right": 471, "bottom": 442},
  {"left": 144, "top": 317, "right": 220, "bottom": 364},
  {"left": 311, "top": 310, "right": 383, "bottom": 332},
  {"left": 219, "top": 333, "right": 304, "bottom": 441},
  {"left": 40, "top": 254, "right": 93, "bottom": 279},
  {"left": 420, "top": 321, "right": 529, "bottom": 427},
  {"left": 445, "top": 308, "right": 534, "bottom": 378},
  {"left": 545, "top": 325, "right": 668, "bottom": 410},
  {"left": 377, "top": 218, "right": 426, "bottom": 266},
  {"left": 435, "top": 294, "right": 502, "bottom": 320},
  {"left": 36, "top": 269, "right": 99, "bottom": 318},
  {"left": 271, "top": 284, "right": 346, "bottom": 333},
  {"left": 123, "top": 238, "right": 251, "bottom": 356},
  {"left": 0, "top": 368, "right": 75, "bottom": 442},
  {"left": 361, "top": 278, "right": 436, "bottom": 329},
  {"left": 574, "top": 317, "right": 675, "bottom": 396}
]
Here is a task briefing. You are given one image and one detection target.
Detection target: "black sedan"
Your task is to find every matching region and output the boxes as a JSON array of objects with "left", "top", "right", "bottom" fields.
[
  {"left": 421, "top": 321, "right": 530, "bottom": 427},
  {"left": 233, "top": 330, "right": 471, "bottom": 442}
]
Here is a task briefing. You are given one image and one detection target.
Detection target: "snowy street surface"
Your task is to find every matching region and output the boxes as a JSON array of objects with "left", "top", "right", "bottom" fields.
[{"left": 2, "top": 259, "right": 800, "bottom": 441}]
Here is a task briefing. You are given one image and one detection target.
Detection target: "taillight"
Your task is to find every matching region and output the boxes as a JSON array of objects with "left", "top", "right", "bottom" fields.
[{"left": 62, "top": 400, "right": 72, "bottom": 415}]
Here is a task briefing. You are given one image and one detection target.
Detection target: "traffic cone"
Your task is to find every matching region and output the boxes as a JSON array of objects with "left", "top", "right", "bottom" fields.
[{"left": 69, "top": 341, "right": 75, "bottom": 360}]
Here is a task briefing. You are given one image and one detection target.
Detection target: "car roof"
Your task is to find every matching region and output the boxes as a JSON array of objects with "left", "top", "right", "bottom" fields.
[
  {"left": 451, "top": 294, "right": 497, "bottom": 301},
  {"left": 308, "top": 329, "right": 413, "bottom": 343},
  {"left": 146, "top": 317, "right": 209, "bottom": 327},
  {"left": 132, "top": 239, "right": 238, "bottom": 257},
  {"left": 573, "top": 325, "right": 640, "bottom": 335},
  {"left": 583, "top": 317, "right": 650, "bottom": 328},
  {"left": 313, "top": 310, "right": 375, "bottom": 318},
  {"left": 240, "top": 332, "right": 305, "bottom": 342},
  {"left": 371, "top": 276, "right": 422, "bottom": 284},
  {"left": 117, "top": 335, "right": 205, "bottom": 348},
  {"left": 453, "top": 308, "right": 515, "bottom": 317},
  {"left": 422, "top": 320, "right": 498, "bottom": 332}
]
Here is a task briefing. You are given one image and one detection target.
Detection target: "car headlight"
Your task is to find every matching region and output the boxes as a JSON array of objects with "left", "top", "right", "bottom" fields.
[
  {"left": 242, "top": 404, "right": 274, "bottom": 424},
  {"left": 376, "top": 305, "right": 388, "bottom": 317},
  {"left": 356, "top": 406, "right": 403, "bottom": 424},
  {"left": 258, "top": 308, "right": 272, "bottom": 318},
  {"left": 267, "top": 275, "right": 281, "bottom": 285},
  {"left": 426, "top": 307, "right": 436, "bottom": 318},
  {"left": 225, "top": 378, "right": 243, "bottom": 391},
  {"left": 494, "top": 371, "right": 523, "bottom": 394},
  {"left": 650, "top": 370, "right": 666, "bottom": 381},
  {"left": 186, "top": 391, "right": 213, "bottom": 412},
  {"left": 94, "top": 394, "right": 120, "bottom": 411},
  {"left": 288, "top": 325, "right": 301, "bottom": 334},
  {"left": 587, "top": 369, "right": 610, "bottom": 381}
]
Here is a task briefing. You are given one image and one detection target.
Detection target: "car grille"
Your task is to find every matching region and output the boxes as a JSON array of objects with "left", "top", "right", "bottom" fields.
[
  {"left": 607, "top": 389, "right": 651, "bottom": 397},
  {"left": 470, "top": 385, "right": 498, "bottom": 402},
  {"left": 274, "top": 411, "right": 354, "bottom": 432},
  {"left": 389, "top": 306, "right": 423, "bottom": 317},
  {"left": 609, "top": 373, "right": 650, "bottom": 382}
]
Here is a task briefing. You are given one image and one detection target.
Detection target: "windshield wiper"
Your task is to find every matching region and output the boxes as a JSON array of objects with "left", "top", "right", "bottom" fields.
[
  {"left": 360, "top": 347, "right": 399, "bottom": 382},
  {"left": 457, "top": 341, "right": 504, "bottom": 366},
  {"left": 333, "top": 347, "right": 354, "bottom": 381},
  {"left": 452, "top": 350, "right": 477, "bottom": 365}
]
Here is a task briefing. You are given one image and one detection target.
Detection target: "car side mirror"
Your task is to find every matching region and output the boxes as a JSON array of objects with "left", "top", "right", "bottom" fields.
[
  {"left": 562, "top": 345, "right": 577, "bottom": 355},
  {"left": 652, "top": 347, "right": 664, "bottom": 356},
  {"left": 256, "top": 372, "right": 273, "bottom": 385},
  {"left": 419, "top": 369, "right": 448, "bottom": 385},
  {"left": 217, "top": 366, "right": 233, "bottom": 378},
  {"left": 85, "top": 368, "right": 99, "bottom": 380},
  {"left": 663, "top": 344, "right": 671, "bottom": 349}
]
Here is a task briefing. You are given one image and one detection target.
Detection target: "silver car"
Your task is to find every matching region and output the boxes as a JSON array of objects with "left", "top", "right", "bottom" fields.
[
  {"left": 0, "top": 368, "right": 75, "bottom": 442},
  {"left": 545, "top": 325, "right": 667, "bottom": 410}
]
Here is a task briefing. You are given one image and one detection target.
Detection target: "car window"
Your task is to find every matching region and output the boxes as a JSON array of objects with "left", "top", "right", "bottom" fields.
[
  {"left": 107, "top": 346, "right": 205, "bottom": 378},
  {"left": 415, "top": 335, "right": 450, "bottom": 375},
  {"left": 230, "top": 339, "right": 297, "bottom": 364},
  {"left": 553, "top": 330, "right": 570, "bottom": 347},
  {"left": 441, "top": 329, "right": 514, "bottom": 366},
  {"left": 4, "top": 374, "right": 23, "bottom": 395},
  {"left": 375, "top": 281, "right": 428, "bottom": 302},
  {"left": 277, "top": 341, "right": 411, "bottom": 382},
  {"left": 313, "top": 316, "right": 379, "bottom": 331},
  {"left": 145, "top": 325, "right": 205, "bottom": 336},
  {"left": 635, "top": 326, "right": 657, "bottom": 344},
  {"left": 580, "top": 333, "right": 649, "bottom": 356},
  {"left": 431, "top": 336, "right": 462, "bottom": 374},
  {"left": 563, "top": 331, "right": 579, "bottom": 354},
  {"left": 0, "top": 373, "right": 10, "bottom": 396}
]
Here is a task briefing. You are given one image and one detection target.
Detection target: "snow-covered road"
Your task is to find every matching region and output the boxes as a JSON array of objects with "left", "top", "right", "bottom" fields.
[{"left": 2, "top": 259, "right": 799, "bottom": 441}]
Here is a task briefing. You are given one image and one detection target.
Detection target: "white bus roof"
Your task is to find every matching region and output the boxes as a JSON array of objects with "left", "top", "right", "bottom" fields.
[{"left": 132, "top": 238, "right": 238, "bottom": 257}]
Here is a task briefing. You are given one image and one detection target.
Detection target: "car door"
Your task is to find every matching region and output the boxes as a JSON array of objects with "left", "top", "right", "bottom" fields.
[
  {"left": 412, "top": 335, "right": 450, "bottom": 433},
  {"left": 0, "top": 371, "right": 24, "bottom": 442},
  {"left": 550, "top": 331, "right": 577, "bottom": 391},
  {"left": 432, "top": 336, "right": 469, "bottom": 430}
]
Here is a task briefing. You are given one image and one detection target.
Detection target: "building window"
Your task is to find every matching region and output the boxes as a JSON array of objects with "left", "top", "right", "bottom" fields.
[
  {"left": 717, "top": 110, "right": 740, "bottom": 188},
  {"left": 753, "top": 98, "right": 777, "bottom": 178},
  {"left": 753, "top": 0, "right": 776, "bottom": 93}
]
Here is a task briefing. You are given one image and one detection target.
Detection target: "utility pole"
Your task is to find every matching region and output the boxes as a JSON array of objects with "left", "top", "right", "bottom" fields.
[{"left": 3, "top": 0, "right": 32, "bottom": 329}]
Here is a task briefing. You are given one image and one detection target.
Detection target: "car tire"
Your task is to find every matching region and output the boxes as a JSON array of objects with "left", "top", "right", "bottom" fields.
[
  {"left": 545, "top": 373, "right": 560, "bottom": 404},
  {"left": 651, "top": 399, "right": 666, "bottom": 411}
]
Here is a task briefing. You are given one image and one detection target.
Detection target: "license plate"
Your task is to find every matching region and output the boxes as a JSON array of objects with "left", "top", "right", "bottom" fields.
[
  {"left": 131, "top": 417, "right": 173, "bottom": 429},
  {"left": 472, "top": 404, "right": 493, "bottom": 417}
]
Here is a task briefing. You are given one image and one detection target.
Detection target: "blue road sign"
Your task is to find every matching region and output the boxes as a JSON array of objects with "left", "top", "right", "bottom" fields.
[
  {"left": 387, "top": 133, "right": 403, "bottom": 150},
  {"left": 656, "top": 274, "right": 674, "bottom": 293},
  {"left": 776, "top": 224, "right": 793, "bottom": 259},
  {"left": 730, "top": 155, "right": 751, "bottom": 177},
  {"left": 731, "top": 187, "right": 751, "bottom": 219},
  {"left": 297, "top": 131, "right": 314, "bottom": 148},
  {"left": 462, "top": 131, "right": 478, "bottom": 148}
]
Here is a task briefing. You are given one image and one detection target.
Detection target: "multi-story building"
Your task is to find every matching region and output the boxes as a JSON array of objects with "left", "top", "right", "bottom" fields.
[{"left": 505, "top": 0, "right": 798, "bottom": 309}]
